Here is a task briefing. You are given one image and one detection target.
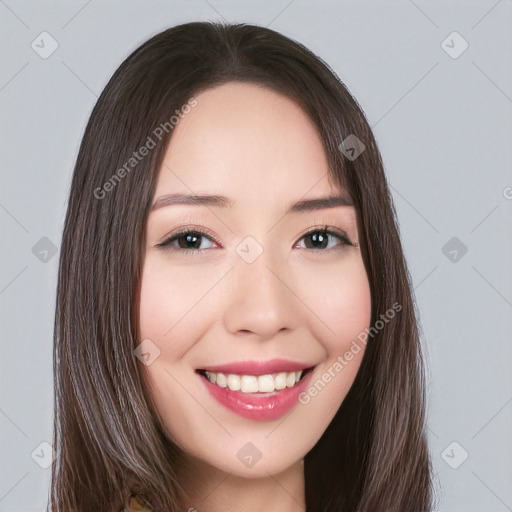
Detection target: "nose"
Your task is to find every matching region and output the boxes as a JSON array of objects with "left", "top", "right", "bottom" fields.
[{"left": 222, "top": 250, "right": 298, "bottom": 340}]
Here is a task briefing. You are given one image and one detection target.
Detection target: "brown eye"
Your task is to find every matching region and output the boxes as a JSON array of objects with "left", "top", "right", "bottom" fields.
[
  {"left": 296, "top": 229, "right": 353, "bottom": 250},
  {"left": 157, "top": 230, "right": 217, "bottom": 251}
]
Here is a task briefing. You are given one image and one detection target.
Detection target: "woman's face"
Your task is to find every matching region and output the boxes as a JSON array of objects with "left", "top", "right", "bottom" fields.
[{"left": 139, "top": 82, "right": 371, "bottom": 478}]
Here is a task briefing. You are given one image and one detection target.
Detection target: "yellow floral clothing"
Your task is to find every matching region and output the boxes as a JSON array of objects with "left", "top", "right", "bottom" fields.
[{"left": 122, "top": 494, "right": 153, "bottom": 511}]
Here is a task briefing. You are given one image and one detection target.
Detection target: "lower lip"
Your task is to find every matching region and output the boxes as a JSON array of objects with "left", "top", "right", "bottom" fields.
[{"left": 198, "top": 369, "right": 314, "bottom": 421}]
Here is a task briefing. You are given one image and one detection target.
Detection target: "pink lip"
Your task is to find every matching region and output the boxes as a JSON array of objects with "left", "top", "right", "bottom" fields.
[
  {"left": 198, "top": 358, "right": 312, "bottom": 375},
  {"left": 197, "top": 367, "right": 315, "bottom": 421}
]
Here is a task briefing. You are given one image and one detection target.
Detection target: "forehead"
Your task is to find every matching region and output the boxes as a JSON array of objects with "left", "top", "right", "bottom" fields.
[{"left": 155, "top": 82, "right": 340, "bottom": 207}]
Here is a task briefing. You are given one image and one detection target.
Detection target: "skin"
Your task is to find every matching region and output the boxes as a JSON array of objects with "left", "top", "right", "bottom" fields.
[{"left": 138, "top": 82, "right": 372, "bottom": 512}]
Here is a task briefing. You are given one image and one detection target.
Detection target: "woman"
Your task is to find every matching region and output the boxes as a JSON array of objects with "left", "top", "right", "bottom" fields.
[{"left": 49, "top": 21, "right": 433, "bottom": 512}]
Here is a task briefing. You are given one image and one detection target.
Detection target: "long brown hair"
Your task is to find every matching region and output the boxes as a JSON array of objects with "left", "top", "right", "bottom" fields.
[{"left": 49, "top": 21, "right": 433, "bottom": 511}]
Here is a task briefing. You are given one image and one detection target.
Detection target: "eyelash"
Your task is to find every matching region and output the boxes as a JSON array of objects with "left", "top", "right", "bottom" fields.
[{"left": 156, "top": 225, "right": 354, "bottom": 254}]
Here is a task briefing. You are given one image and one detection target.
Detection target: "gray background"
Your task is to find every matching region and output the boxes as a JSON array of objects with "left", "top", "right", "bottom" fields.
[{"left": 1, "top": 1, "right": 511, "bottom": 510}]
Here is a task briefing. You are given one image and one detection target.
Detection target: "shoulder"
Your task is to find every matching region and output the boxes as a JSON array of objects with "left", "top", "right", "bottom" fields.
[{"left": 121, "top": 493, "right": 154, "bottom": 511}]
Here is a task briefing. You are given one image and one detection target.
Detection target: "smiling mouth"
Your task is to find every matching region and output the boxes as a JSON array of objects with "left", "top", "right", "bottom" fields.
[{"left": 196, "top": 367, "right": 313, "bottom": 394}]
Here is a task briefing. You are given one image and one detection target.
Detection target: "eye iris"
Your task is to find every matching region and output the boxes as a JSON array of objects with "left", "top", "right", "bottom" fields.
[
  {"left": 307, "top": 231, "right": 329, "bottom": 249},
  {"left": 179, "top": 232, "right": 202, "bottom": 249}
]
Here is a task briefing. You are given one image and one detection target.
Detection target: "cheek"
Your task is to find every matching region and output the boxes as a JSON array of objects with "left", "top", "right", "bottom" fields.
[
  {"left": 139, "top": 263, "right": 173, "bottom": 347},
  {"left": 294, "top": 254, "right": 371, "bottom": 410},
  {"left": 289, "top": 256, "right": 371, "bottom": 429},
  {"left": 138, "top": 258, "right": 194, "bottom": 363},
  {"left": 294, "top": 254, "right": 372, "bottom": 347},
  {"left": 137, "top": 258, "right": 210, "bottom": 437},
  {"left": 138, "top": 256, "right": 223, "bottom": 360},
  {"left": 332, "top": 261, "right": 372, "bottom": 341}
]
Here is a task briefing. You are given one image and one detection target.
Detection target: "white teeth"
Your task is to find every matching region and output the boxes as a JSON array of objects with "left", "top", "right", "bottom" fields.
[
  {"left": 216, "top": 373, "right": 227, "bottom": 388},
  {"left": 258, "top": 374, "right": 275, "bottom": 393},
  {"left": 241, "top": 375, "right": 258, "bottom": 393},
  {"left": 227, "top": 374, "right": 241, "bottom": 391},
  {"left": 274, "top": 372, "right": 287, "bottom": 390},
  {"left": 286, "top": 372, "right": 296, "bottom": 388},
  {"left": 203, "top": 369, "right": 304, "bottom": 393}
]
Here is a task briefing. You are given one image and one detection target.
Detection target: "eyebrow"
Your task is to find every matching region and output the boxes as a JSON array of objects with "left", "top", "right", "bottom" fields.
[{"left": 150, "top": 193, "right": 353, "bottom": 213}]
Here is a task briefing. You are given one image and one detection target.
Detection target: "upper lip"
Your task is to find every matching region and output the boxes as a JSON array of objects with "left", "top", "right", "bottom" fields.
[{"left": 198, "top": 358, "right": 314, "bottom": 375}]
